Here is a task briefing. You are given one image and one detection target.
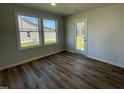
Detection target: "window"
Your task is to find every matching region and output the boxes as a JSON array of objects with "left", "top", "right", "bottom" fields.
[
  {"left": 27, "top": 32, "right": 31, "bottom": 37},
  {"left": 43, "top": 18, "right": 58, "bottom": 45},
  {"left": 16, "top": 13, "right": 41, "bottom": 49}
]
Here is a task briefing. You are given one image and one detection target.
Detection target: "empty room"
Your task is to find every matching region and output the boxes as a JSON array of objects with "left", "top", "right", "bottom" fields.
[{"left": 0, "top": 3, "right": 124, "bottom": 89}]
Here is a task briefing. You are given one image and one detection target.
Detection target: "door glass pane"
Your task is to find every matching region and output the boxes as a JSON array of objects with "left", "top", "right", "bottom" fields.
[{"left": 76, "top": 22, "right": 85, "bottom": 51}]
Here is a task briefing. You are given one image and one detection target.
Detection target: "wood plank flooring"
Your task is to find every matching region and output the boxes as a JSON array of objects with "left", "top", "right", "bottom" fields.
[{"left": 0, "top": 51, "right": 124, "bottom": 89}]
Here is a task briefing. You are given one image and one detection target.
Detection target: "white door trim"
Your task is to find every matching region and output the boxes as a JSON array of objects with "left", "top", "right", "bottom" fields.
[{"left": 74, "top": 17, "right": 88, "bottom": 56}]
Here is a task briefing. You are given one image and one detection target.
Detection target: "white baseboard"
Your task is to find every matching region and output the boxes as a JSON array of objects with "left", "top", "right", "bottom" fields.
[
  {"left": 87, "top": 55, "right": 124, "bottom": 69},
  {"left": 64, "top": 49, "right": 74, "bottom": 53},
  {"left": 0, "top": 49, "right": 64, "bottom": 71},
  {"left": 65, "top": 49, "right": 124, "bottom": 69}
]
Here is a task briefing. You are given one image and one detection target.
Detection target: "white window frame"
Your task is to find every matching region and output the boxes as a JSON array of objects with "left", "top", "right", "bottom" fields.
[
  {"left": 15, "top": 12, "right": 42, "bottom": 50},
  {"left": 42, "top": 17, "right": 58, "bottom": 46}
]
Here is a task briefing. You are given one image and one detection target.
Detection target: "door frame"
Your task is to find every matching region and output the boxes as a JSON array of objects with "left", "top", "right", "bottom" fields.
[{"left": 74, "top": 17, "right": 88, "bottom": 56}]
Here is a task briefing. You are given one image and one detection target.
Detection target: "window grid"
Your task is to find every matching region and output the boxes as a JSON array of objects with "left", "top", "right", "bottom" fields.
[
  {"left": 16, "top": 12, "right": 58, "bottom": 50},
  {"left": 43, "top": 18, "right": 58, "bottom": 45},
  {"left": 17, "top": 14, "right": 41, "bottom": 49}
]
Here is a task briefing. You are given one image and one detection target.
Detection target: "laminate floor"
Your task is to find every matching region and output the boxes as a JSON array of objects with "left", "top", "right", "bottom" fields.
[{"left": 0, "top": 51, "right": 124, "bottom": 89}]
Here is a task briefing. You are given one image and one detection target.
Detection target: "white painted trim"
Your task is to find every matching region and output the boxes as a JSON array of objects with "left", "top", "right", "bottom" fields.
[
  {"left": 0, "top": 50, "right": 64, "bottom": 71},
  {"left": 64, "top": 49, "right": 74, "bottom": 53},
  {"left": 87, "top": 55, "right": 124, "bottom": 69},
  {"left": 65, "top": 49, "right": 124, "bottom": 69}
]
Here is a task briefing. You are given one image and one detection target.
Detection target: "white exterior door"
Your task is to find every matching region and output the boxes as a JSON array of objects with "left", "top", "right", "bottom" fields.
[{"left": 75, "top": 18, "right": 87, "bottom": 55}]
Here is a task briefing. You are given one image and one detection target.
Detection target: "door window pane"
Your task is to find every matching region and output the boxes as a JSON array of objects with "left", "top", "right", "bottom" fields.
[{"left": 76, "top": 22, "right": 85, "bottom": 51}]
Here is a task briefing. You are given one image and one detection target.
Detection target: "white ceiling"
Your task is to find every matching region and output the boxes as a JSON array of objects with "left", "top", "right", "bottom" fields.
[{"left": 21, "top": 3, "right": 113, "bottom": 16}]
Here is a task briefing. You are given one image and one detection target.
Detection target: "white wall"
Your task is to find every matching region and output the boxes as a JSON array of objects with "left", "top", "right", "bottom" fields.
[
  {"left": 0, "top": 4, "right": 65, "bottom": 70},
  {"left": 65, "top": 4, "right": 124, "bottom": 68}
]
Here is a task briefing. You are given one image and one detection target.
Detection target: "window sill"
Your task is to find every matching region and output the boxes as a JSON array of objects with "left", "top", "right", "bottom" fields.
[
  {"left": 18, "top": 44, "right": 42, "bottom": 51},
  {"left": 44, "top": 42, "right": 58, "bottom": 47}
]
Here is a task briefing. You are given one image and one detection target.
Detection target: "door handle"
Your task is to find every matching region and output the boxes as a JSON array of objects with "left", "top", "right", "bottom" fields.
[{"left": 84, "top": 37, "right": 87, "bottom": 42}]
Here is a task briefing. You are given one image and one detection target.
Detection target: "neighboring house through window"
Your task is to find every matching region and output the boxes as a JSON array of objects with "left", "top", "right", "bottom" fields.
[
  {"left": 43, "top": 18, "right": 58, "bottom": 45},
  {"left": 16, "top": 13, "right": 41, "bottom": 49},
  {"left": 16, "top": 12, "right": 58, "bottom": 50}
]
